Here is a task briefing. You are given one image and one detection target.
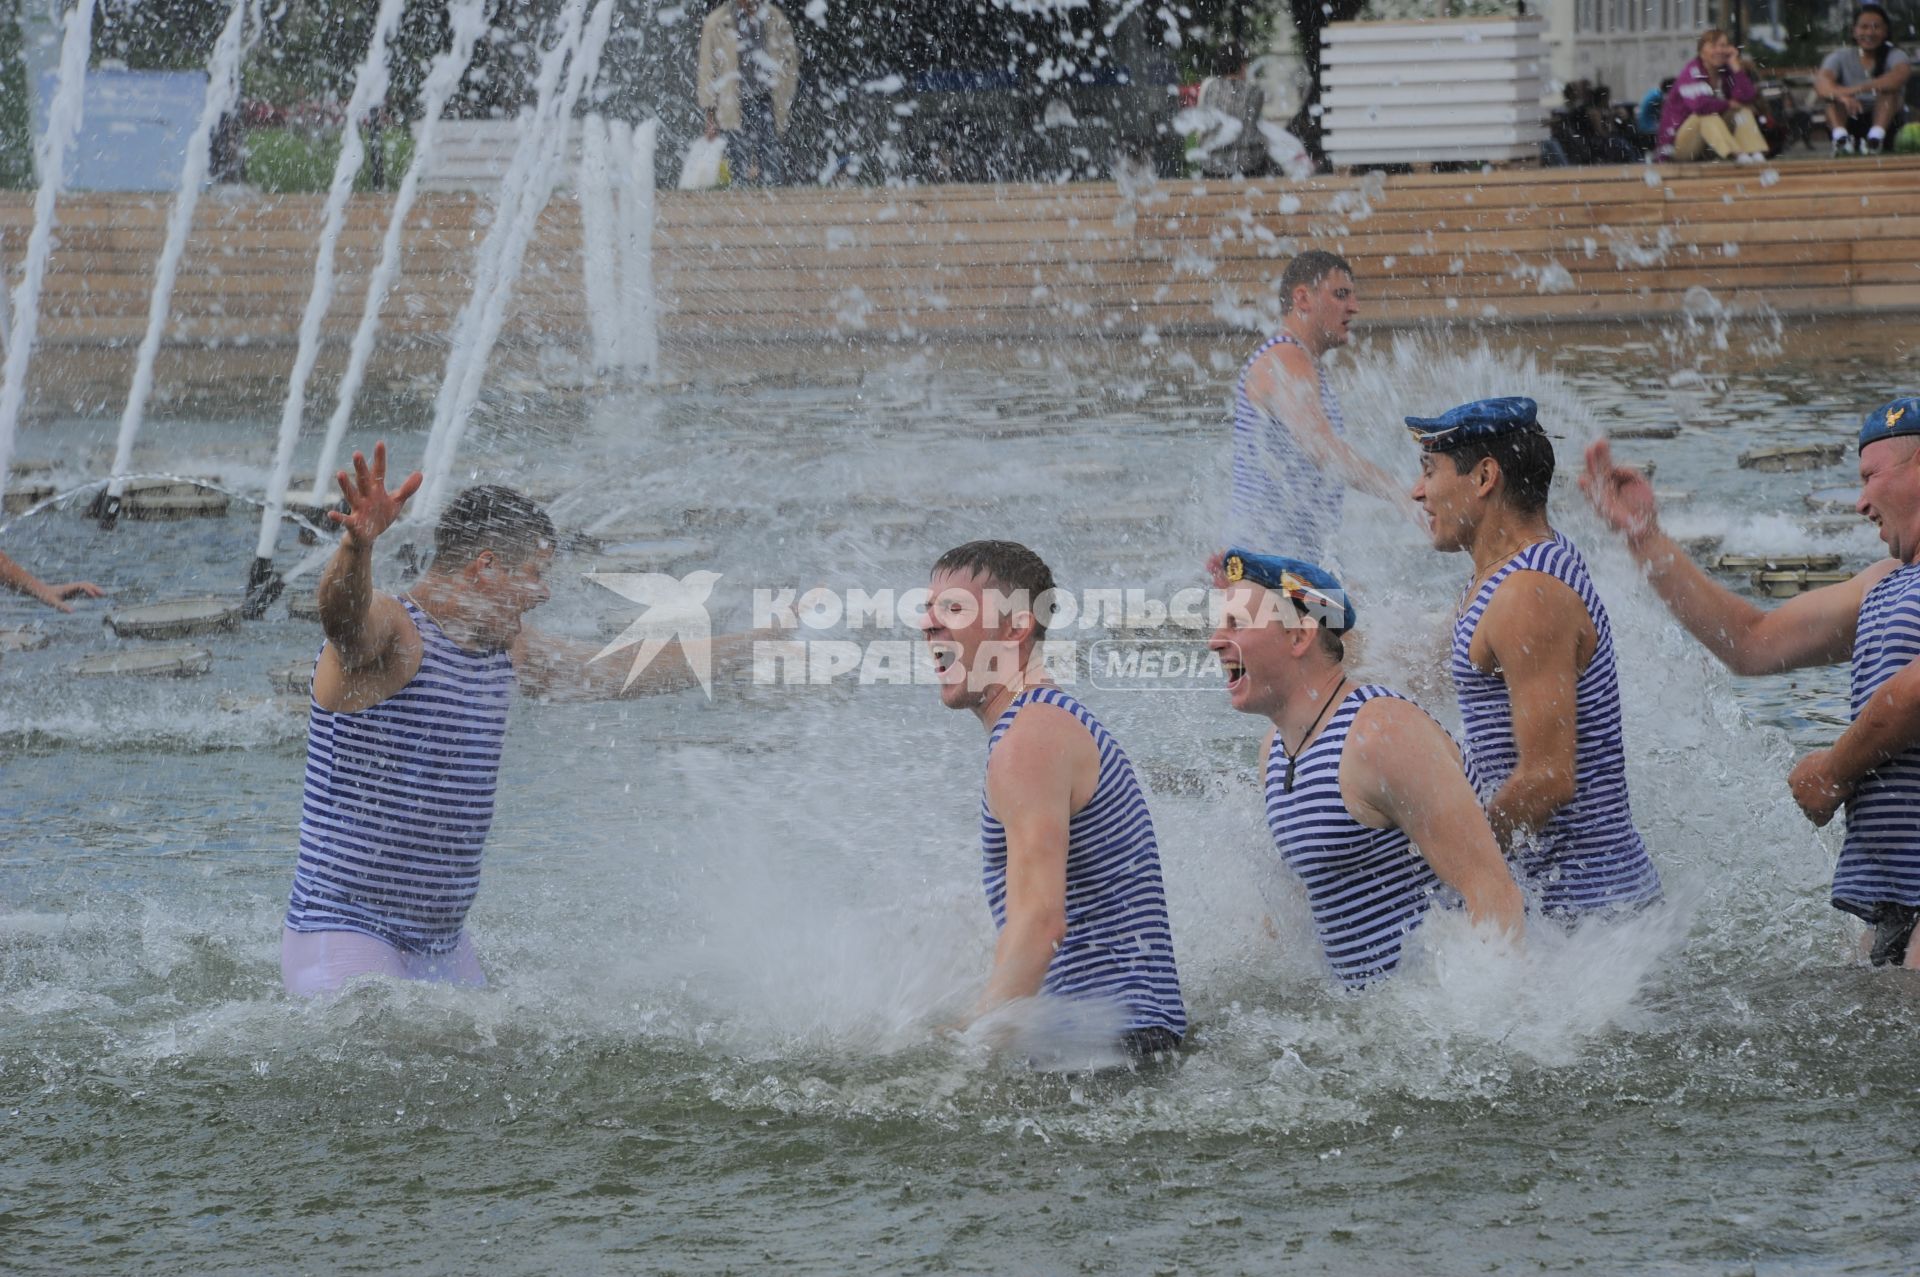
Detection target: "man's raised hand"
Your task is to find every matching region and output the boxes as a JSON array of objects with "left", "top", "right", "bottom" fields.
[
  {"left": 1580, "top": 439, "right": 1660, "bottom": 546},
  {"left": 329, "top": 442, "right": 423, "bottom": 549}
]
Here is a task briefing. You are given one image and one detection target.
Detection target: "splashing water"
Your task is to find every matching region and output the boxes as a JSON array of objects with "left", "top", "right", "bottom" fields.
[
  {"left": 0, "top": 0, "right": 99, "bottom": 490},
  {"left": 101, "top": 0, "right": 262, "bottom": 515},
  {"left": 6, "top": 327, "right": 1917, "bottom": 1272},
  {"left": 250, "top": 0, "right": 411, "bottom": 567}
]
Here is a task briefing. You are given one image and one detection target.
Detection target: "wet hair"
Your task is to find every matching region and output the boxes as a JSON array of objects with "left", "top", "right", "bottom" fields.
[
  {"left": 1856, "top": 5, "right": 1894, "bottom": 77},
  {"left": 932, "top": 539, "right": 1056, "bottom": 641},
  {"left": 1278, "top": 251, "right": 1355, "bottom": 313},
  {"left": 432, "top": 485, "right": 556, "bottom": 571},
  {"left": 1435, "top": 428, "right": 1557, "bottom": 515}
]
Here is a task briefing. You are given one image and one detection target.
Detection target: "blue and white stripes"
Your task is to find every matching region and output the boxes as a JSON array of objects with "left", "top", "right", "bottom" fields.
[
  {"left": 1835, "top": 562, "right": 1920, "bottom": 917},
  {"left": 1264, "top": 685, "right": 1445, "bottom": 987},
  {"left": 1225, "top": 332, "right": 1347, "bottom": 564},
  {"left": 286, "top": 598, "right": 515, "bottom": 955},
  {"left": 1451, "top": 533, "right": 1662, "bottom": 914},
  {"left": 981, "top": 688, "right": 1187, "bottom": 1037}
]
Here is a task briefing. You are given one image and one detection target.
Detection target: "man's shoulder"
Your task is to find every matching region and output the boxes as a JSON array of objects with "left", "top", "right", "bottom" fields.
[{"left": 1345, "top": 689, "right": 1446, "bottom": 765}]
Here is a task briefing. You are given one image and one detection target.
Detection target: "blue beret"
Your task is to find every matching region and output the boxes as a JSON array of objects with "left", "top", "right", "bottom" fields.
[
  {"left": 1858, "top": 396, "right": 1920, "bottom": 452},
  {"left": 1405, "top": 396, "right": 1542, "bottom": 450},
  {"left": 1221, "top": 548, "right": 1356, "bottom": 631}
]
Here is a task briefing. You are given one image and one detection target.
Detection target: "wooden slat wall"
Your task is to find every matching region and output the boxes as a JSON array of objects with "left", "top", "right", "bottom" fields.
[{"left": 0, "top": 158, "right": 1915, "bottom": 357}]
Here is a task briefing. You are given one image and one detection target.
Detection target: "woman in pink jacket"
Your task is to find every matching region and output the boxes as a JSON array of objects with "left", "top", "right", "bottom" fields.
[{"left": 1657, "top": 29, "right": 1769, "bottom": 163}]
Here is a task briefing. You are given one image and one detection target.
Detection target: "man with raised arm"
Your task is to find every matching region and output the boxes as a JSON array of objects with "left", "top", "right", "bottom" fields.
[
  {"left": 1583, "top": 396, "right": 1920, "bottom": 967},
  {"left": 1408, "top": 398, "right": 1663, "bottom": 917},
  {"left": 920, "top": 540, "right": 1186, "bottom": 1058},
  {"left": 282, "top": 443, "right": 730, "bottom": 997},
  {"left": 1209, "top": 550, "right": 1523, "bottom": 986},
  {"left": 1226, "top": 250, "right": 1408, "bottom": 566}
]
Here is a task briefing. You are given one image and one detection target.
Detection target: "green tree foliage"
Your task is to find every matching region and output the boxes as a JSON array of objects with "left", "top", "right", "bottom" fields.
[{"left": 93, "top": 0, "right": 229, "bottom": 69}]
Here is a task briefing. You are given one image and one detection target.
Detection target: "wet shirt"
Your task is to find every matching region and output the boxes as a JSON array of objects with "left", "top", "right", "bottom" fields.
[
  {"left": 286, "top": 599, "right": 514, "bottom": 955},
  {"left": 1451, "top": 533, "right": 1663, "bottom": 914},
  {"left": 1226, "top": 332, "right": 1346, "bottom": 564},
  {"left": 1834, "top": 562, "right": 1920, "bottom": 916},
  {"left": 1264, "top": 684, "right": 1444, "bottom": 987},
  {"left": 981, "top": 688, "right": 1187, "bottom": 1037}
]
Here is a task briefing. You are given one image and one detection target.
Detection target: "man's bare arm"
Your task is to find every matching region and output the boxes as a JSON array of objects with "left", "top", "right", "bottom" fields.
[
  {"left": 1345, "top": 697, "right": 1525, "bottom": 938},
  {"left": 1478, "top": 574, "right": 1587, "bottom": 848},
  {"left": 1788, "top": 655, "right": 1920, "bottom": 826},
  {"left": 512, "top": 628, "right": 765, "bottom": 700},
  {"left": 1581, "top": 439, "right": 1876, "bottom": 675},
  {"left": 0, "top": 551, "right": 103, "bottom": 613},
  {"left": 1246, "top": 345, "right": 1412, "bottom": 509},
  {"left": 317, "top": 444, "right": 420, "bottom": 673},
  {"left": 975, "top": 715, "right": 1078, "bottom": 1017}
]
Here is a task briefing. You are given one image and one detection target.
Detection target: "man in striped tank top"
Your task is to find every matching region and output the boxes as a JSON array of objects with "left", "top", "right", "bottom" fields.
[
  {"left": 1225, "top": 251, "right": 1408, "bottom": 566},
  {"left": 1584, "top": 396, "right": 1920, "bottom": 967},
  {"left": 920, "top": 540, "right": 1187, "bottom": 1058},
  {"left": 1408, "top": 397, "right": 1663, "bottom": 916},
  {"left": 283, "top": 444, "right": 730, "bottom": 997},
  {"left": 1210, "top": 550, "right": 1523, "bottom": 986}
]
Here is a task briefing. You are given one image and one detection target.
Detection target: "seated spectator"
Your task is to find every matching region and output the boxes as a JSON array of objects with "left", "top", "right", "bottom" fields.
[
  {"left": 1657, "top": 29, "right": 1769, "bottom": 163},
  {"left": 1637, "top": 78, "right": 1675, "bottom": 143},
  {"left": 1815, "top": 4, "right": 1912, "bottom": 154},
  {"left": 696, "top": 0, "right": 799, "bottom": 186},
  {"left": 0, "top": 550, "right": 102, "bottom": 613}
]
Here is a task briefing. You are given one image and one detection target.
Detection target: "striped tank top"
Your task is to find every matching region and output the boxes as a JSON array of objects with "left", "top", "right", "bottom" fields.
[
  {"left": 1451, "top": 533, "right": 1662, "bottom": 915},
  {"left": 1265, "top": 684, "right": 1446, "bottom": 987},
  {"left": 1833, "top": 562, "right": 1920, "bottom": 918},
  {"left": 285, "top": 597, "right": 515, "bottom": 955},
  {"left": 1226, "top": 331, "right": 1347, "bottom": 564},
  {"left": 981, "top": 687, "right": 1186, "bottom": 1037}
]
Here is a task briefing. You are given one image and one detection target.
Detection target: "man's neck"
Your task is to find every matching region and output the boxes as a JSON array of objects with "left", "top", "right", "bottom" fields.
[
  {"left": 1281, "top": 313, "right": 1324, "bottom": 361},
  {"left": 972, "top": 669, "right": 1055, "bottom": 730},
  {"left": 1468, "top": 508, "right": 1555, "bottom": 580},
  {"left": 405, "top": 575, "right": 492, "bottom": 651},
  {"left": 1269, "top": 662, "right": 1348, "bottom": 743}
]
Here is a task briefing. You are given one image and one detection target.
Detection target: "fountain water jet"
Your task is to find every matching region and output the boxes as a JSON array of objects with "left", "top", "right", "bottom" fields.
[
  {"left": 409, "top": 0, "right": 596, "bottom": 523},
  {"left": 242, "top": 0, "right": 411, "bottom": 616},
  {"left": 95, "top": 0, "right": 262, "bottom": 530},
  {"left": 414, "top": 0, "right": 618, "bottom": 525},
  {"left": 304, "top": 0, "right": 493, "bottom": 510},
  {"left": 0, "top": 0, "right": 100, "bottom": 493},
  {"left": 578, "top": 115, "right": 621, "bottom": 373}
]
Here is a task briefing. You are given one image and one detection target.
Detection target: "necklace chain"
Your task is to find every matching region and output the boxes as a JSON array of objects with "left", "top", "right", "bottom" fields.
[{"left": 1279, "top": 673, "right": 1347, "bottom": 793}]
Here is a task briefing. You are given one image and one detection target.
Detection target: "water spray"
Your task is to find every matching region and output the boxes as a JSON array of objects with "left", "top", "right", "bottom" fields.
[
  {"left": 96, "top": 0, "right": 262, "bottom": 533},
  {"left": 243, "top": 0, "right": 410, "bottom": 618}
]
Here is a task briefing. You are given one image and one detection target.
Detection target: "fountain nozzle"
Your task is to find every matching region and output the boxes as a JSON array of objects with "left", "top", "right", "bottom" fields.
[
  {"left": 241, "top": 556, "right": 285, "bottom": 619},
  {"left": 89, "top": 486, "right": 122, "bottom": 530}
]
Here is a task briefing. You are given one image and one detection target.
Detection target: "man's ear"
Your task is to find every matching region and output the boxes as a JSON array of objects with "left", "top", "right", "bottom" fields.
[
  {"left": 1005, "top": 607, "right": 1038, "bottom": 647},
  {"left": 1474, "top": 456, "right": 1502, "bottom": 499},
  {"left": 464, "top": 549, "right": 496, "bottom": 580}
]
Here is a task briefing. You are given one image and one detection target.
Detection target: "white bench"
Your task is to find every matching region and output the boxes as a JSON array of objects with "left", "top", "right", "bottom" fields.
[{"left": 414, "top": 118, "right": 587, "bottom": 192}]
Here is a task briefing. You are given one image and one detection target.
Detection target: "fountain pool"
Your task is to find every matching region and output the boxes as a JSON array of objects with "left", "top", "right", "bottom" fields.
[{"left": 2, "top": 316, "right": 1917, "bottom": 1274}]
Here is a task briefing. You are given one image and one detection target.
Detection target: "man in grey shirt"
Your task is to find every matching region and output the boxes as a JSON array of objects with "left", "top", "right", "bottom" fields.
[{"left": 1815, "top": 3, "right": 1912, "bottom": 154}]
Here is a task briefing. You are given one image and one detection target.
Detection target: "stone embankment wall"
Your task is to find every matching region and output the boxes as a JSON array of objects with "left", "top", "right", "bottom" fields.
[{"left": 0, "top": 157, "right": 1914, "bottom": 409}]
